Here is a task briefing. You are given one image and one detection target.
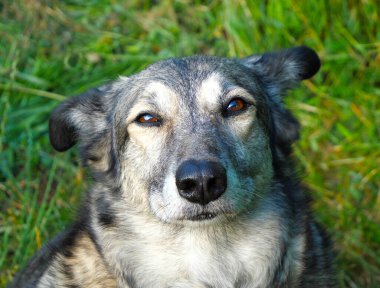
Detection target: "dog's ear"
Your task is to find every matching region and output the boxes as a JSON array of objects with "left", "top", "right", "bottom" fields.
[
  {"left": 243, "top": 46, "right": 320, "bottom": 152},
  {"left": 49, "top": 86, "right": 110, "bottom": 152},
  {"left": 242, "top": 46, "right": 320, "bottom": 97}
]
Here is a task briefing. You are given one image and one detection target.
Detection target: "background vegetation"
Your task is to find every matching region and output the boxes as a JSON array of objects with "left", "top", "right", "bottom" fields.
[{"left": 1, "top": 0, "right": 379, "bottom": 286}]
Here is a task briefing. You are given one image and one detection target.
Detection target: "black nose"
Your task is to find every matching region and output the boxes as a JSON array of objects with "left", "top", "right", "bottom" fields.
[{"left": 175, "top": 160, "right": 227, "bottom": 205}]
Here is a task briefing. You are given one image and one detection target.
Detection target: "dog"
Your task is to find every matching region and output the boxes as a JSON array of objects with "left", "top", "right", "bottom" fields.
[{"left": 11, "top": 46, "right": 335, "bottom": 288}]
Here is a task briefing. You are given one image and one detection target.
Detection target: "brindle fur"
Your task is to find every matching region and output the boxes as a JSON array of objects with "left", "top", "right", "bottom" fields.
[{"left": 11, "top": 46, "right": 335, "bottom": 288}]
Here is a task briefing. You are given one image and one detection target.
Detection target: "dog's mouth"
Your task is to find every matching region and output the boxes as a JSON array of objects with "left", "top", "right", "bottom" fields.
[{"left": 187, "top": 213, "right": 216, "bottom": 221}]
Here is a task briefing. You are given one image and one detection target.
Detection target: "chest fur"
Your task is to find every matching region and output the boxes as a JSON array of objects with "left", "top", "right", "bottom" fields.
[{"left": 98, "top": 216, "right": 295, "bottom": 288}]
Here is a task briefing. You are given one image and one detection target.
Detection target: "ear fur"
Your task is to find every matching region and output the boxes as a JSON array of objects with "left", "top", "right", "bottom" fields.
[
  {"left": 243, "top": 46, "right": 320, "bottom": 150},
  {"left": 243, "top": 46, "right": 320, "bottom": 97},
  {"left": 49, "top": 86, "right": 110, "bottom": 152}
]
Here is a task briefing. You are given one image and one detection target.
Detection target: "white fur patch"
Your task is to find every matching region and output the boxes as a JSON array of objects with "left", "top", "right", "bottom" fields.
[{"left": 197, "top": 73, "right": 223, "bottom": 113}]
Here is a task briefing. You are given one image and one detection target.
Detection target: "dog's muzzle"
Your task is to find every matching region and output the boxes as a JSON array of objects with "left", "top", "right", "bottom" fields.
[{"left": 175, "top": 160, "right": 227, "bottom": 206}]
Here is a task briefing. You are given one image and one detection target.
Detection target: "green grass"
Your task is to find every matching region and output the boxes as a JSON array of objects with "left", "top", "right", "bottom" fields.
[{"left": 1, "top": 0, "right": 379, "bottom": 286}]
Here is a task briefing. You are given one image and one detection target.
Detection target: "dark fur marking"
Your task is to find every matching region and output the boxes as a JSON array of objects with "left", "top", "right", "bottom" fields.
[
  {"left": 125, "top": 274, "right": 138, "bottom": 288},
  {"left": 58, "top": 262, "right": 74, "bottom": 283},
  {"left": 300, "top": 221, "right": 336, "bottom": 286},
  {"left": 96, "top": 196, "right": 116, "bottom": 227},
  {"left": 59, "top": 229, "right": 79, "bottom": 259}
]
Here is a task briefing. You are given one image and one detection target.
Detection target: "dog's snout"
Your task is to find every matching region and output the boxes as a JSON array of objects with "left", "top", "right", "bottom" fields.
[{"left": 176, "top": 160, "right": 227, "bottom": 205}]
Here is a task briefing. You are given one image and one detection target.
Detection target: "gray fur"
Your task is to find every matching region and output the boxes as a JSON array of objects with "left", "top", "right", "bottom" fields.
[{"left": 10, "top": 46, "right": 335, "bottom": 288}]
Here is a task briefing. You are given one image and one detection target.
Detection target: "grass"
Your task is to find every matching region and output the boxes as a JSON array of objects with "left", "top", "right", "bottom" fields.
[{"left": 0, "top": 0, "right": 379, "bottom": 286}]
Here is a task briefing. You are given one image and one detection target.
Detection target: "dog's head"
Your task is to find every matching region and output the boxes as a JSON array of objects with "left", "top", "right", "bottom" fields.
[{"left": 49, "top": 46, "right": 320, "bottom": 224}]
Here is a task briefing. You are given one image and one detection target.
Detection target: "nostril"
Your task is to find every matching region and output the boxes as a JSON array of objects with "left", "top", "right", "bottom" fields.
[
  {"left": 207, "top": 177, "right": 219, "bottom": 193},
  {"left": 203, "top": 165, "right": 227, "bottom": 205},
  {"left": 207, "top": 177, "right": 216, "bottom": 191},
  {"left": 178, "top": 178, "right": 198, "bottom": 192},
  {"left": 206, "top": 176, "right": 226, "bottom": 194},
  {"left": 176, "top": 160, "right": 203, "bottom": 204}
]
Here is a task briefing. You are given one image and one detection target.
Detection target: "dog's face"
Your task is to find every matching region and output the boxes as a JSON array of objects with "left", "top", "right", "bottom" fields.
[
  {"left": 49, "top": 47, "right": 320, "bottom": 224},
  {"left": 117, "top": 63, "right": 274, "bottom": 223}
]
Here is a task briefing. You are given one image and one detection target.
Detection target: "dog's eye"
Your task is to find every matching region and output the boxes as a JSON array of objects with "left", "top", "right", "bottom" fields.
[
  {"left": 135, "top": 113, "right": 161, "bottom": 126},
  {"left": 224, "top": 98, "right": 250, "bottom": 117}
]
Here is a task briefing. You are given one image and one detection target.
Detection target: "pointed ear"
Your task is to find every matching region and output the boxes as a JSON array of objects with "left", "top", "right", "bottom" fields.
[
  {"left": 242, "top": 46, "right": 320, "bottom": 96},
  {"left": 49, "top": 86, "right": 110, "bottom": 152}
]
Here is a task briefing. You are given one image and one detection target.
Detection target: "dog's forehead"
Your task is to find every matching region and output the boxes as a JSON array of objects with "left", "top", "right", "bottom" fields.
[
  {"left": 145, "top": 56, "right": 226, "bottom": 77},
  {"left": 142, "top": 56, "right": 228, "bottom": 94},
  {"left": 133, "top": 56, "right": 242, "bottom": 101},
  {"left": 141, "top": 73, "right": 225, "bottom": 102}
]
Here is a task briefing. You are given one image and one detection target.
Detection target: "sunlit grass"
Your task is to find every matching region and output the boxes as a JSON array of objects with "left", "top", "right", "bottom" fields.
[{"left": 1, "top": 1, "right": 379, "bottom": 286}]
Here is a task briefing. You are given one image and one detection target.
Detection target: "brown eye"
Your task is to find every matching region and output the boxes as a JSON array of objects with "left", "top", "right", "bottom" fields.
[
  {"left": 136, "top": 113, "right": 161, "bottom": 126},
  {"left": 227, "top": 99, "right": 245, "bottom": 112},
  {"left": 224, "top": 98, "right": 250, "bottom": 117}
]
